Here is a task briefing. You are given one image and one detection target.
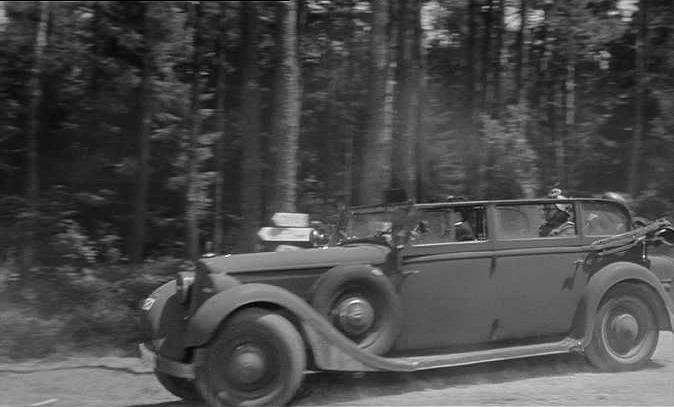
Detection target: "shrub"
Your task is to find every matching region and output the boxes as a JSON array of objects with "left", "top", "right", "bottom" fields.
[
  {"left": 0, "top": 257, "right": 184, "bottom": 360},
  {"left": 0, "top": 308, "right": 67, "bottom": 360}
]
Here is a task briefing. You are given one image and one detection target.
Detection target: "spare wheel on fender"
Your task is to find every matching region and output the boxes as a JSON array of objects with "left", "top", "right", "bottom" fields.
[{"left": 311, "top": 266, "right": 401, "bottom": 355}]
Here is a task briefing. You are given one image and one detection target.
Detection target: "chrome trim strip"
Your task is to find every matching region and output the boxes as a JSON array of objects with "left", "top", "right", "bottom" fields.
[{"left": 404, "top": 337, "right": 582, "bottom": 371}]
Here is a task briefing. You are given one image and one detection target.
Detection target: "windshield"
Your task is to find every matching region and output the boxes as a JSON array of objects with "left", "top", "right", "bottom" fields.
[{"left": 343, "top": 211, "right": 394, "bottom": 240}]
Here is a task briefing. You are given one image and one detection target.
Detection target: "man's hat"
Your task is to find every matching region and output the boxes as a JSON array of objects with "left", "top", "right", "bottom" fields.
[{"left": 547, "top": 188, "right": 571, "bottom": 214}]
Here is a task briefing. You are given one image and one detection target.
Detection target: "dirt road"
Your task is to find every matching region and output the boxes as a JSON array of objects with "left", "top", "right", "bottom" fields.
[{"left": 1, "top": 333, "right": 672, "bottom": 407}]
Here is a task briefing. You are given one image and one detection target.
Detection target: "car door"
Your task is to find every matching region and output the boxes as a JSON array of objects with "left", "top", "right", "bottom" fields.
[
  {"left": 393, "top": 205, "right": 497, "bottom": 352},
  {"left": 490, "top": 202, "right": 587, "bottom": 342}
]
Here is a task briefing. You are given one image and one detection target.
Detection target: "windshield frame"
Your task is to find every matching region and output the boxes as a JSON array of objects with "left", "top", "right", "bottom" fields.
[{"left": 331, "top": 203, "right": 415, "bottom": 246}]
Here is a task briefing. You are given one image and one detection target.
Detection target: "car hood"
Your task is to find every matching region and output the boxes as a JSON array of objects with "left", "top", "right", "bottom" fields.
[{"left": 199, "top": 243, "right": 391, "bottom": 274}]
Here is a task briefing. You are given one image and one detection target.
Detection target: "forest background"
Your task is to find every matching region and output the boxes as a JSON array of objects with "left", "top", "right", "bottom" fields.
[{"left": 1, "top": 0, "right": 673, "bottom": 359}]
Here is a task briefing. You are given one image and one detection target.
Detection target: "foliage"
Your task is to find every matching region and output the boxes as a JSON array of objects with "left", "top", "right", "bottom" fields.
[
  {"left": 0, "top": 257, "right": 183, "bottom": 360},
  {"left": 0, "top": 0, "right": 673, "bottom": 359}
]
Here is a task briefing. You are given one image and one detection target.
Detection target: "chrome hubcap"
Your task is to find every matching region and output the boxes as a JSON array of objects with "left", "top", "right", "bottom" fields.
[
  {"left": 606, "top": 311, "right": 641, "bottom": 356},
  {"left": 335, "top": 297, "right": 375, "bottom": 337},
  {"left": 611, "top": 313, "right": 639, "bottom": 343},
  {"left": 229, "top": 344, "right": 266, "bottom": 384}
]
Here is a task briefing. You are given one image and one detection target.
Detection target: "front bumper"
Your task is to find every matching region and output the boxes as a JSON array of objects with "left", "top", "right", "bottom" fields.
[{"left": 139, "top": 343, "right": 195, "bottom": 379}]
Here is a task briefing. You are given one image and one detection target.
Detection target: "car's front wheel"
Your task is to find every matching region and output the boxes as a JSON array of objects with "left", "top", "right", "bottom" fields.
[
  {"left": 195, "top": 307, "right": 306, "bottom": 407},
  {"left": 585, "top": 284, "right": 659, "bottom": 371}
]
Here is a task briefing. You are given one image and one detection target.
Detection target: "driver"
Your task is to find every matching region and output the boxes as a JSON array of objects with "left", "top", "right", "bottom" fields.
[{"left": 539, "top": 188, "right": 575, "bottom": 237}]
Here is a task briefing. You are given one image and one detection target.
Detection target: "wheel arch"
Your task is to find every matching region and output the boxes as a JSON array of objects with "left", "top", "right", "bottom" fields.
[
  {"left": 308, "top": 263, "right": 402, "bottom": 355},
  {"left": 571, "top": 261, "right": 674, "bottom": 347},
  {"left": 184, "top": 283, "right": 369, "bottom": 371},
  {"left": 209, "top": 300, "right": 321, "bottom": 370}
]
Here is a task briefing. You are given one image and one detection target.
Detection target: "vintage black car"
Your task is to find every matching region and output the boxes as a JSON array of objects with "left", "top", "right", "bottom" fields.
[{"left": 139, "top": 197, "right": 674, "bottom": 407}]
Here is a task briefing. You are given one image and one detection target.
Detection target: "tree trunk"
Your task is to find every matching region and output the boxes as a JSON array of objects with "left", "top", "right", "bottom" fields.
[
  {"left": 516, "top": 0, "right": 531, "bottom": 195},
  {"left": 480, "top": 0, "right": 493, "bottom": 113},
  {"left": 358, "top": 0, "right": 391, "bottom": 205},
  {"left": 516, "top": 0, "right": 528, "bottom": 105},
  {"left": 392, "top": 0, "right": 421, "bottom": 202},
  {"left": 185, "top": 2, "right": 202, "bottom": 261},
  {"left": 492, "top": 0, "right": 504, "bottom": 117},
  {"left": 22, "top": 1, "right": 49, "bottom": 278},
  {"left": 465, "top": 0, "right": 481, "bottom": 198},
  {"left": 239, "top": 2, "right": 263, "bottom": 253},
  {"left": 414, "top": 3, "right": 428, "bottom": 203},
  {"left": 628, "top": 0, "right": 648, "bottom": 197},
  {"left": 130, "top": 3, "right": 153, "bottom": 264},
  {"left": 342, "top": 15, "right": 356, "bottom": 207},
  {"left": 272, "top": 0, "right": 301, "bottom": 212},
  {"left": 564, "top": 35, "right": 576, "bottom": 191},
  {"left": 323, "top": 3, "right": 342, "bottom": 209},
  {"left": 542, "top": 0, "right": 557, "bottom": 187},
  {"left": 213, "top": 3, "right": 227, "bottom": 254}
]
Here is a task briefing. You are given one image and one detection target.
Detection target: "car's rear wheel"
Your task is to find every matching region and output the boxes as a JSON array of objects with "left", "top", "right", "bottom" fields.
[
  {"left": 195, "top": 308, "right": 305, "bottom": 407},
  {"left": 585, "top": 284, "right": 659, "bottom": 371},
  {"left": 155, "top": 371, "right": 201, "bottom": 401}
]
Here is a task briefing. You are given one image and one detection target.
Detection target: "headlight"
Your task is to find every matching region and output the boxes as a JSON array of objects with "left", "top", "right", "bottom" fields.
[
  {"left": 140, "top": 296, "right": 156, "bottom": 311},
  {"left": 176, "top": 271, "right": 195, "bottom": 304}
]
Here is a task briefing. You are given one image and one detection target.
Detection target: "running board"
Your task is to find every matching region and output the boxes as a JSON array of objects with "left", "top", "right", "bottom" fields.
[
  {"left": 304, "top": 324, "right": 583, "bottom": 373},
  {"left": 400, "top": 337, "right": 583, "bottom": 371}
]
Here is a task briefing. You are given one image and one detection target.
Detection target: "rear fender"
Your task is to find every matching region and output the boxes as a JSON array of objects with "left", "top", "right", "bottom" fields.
[{"left": 572, "top": 261, "right": 674, "bottom": 348}]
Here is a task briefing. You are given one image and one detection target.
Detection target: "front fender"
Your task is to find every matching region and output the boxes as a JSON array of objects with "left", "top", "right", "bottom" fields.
[
  {"left": 184, "top": 283, "right": 314, "bottom": 347},
  {"left": 574, "top": 261, "right": 674, "bottom": 347},
  {"left": 184, "top": 283, "right": 413, "bottom": 372},
  {"left": 139, "top": 280, "right": 189, "bottom": 361}
]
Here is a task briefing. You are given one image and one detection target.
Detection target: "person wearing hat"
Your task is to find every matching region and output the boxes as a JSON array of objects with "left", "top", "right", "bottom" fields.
[
  {"left": 539, "top": 188, "right": 576, "bottom": 237},
  {"left": 454, "top": 207, "right": 476, "bottom": 241}
]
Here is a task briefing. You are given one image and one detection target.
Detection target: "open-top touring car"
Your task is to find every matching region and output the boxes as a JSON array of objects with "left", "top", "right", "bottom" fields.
[{"left": 139, "top": 196, "right": 674, "bottom": 407}]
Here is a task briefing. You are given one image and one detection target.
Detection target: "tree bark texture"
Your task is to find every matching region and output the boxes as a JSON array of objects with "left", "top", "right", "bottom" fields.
[
  {"left": 186, "top": 2, "right": 202, "bottom": 261},
  {"left": 358, "top": 0, "right": 391, "bottom": 205},
  {"left": 239, "top": 2, "right": 263, "bottom": 253},
  {"left": 465, "top": 0, "right": 481, "bottom": 198},
  {"left": 628, "top": 0, "right": 648, "bottom": 197},
  {"left": 342, "top": 16, "right": 356, "bottom": 207},
  {"left": 130, "top": 2, "right": 153, "bottom": 264},
  {"left": 480, "top": 0, "right": 492, "bottom": 113},
  {"left": 213, "top": 3, "right": 227, "bottom": 254},
  {"left": 492, "top": 0, "right": 504, "bottom": 118},
  {"left": 272, "top": 0, "right": 301, "bottom": 212},
  {"left": 516, "top": 0, "right": 528, "bottom": 104},
  {"left": 564, "top": 34, "right": 576, "bottom": 190},
  {"left": 414, "top": 4, "right": 428, "bottom": 203},
  {"left": 23, "top": 1, "right": 49, "bottom": 277},
  {"left": 542, "top": 0, "right": 557, "bottom": 187},
  {"left": 392, "top": 0, "right": 421, "bottom": 202}
]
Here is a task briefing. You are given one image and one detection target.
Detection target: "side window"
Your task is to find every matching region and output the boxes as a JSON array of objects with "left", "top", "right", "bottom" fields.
[
  {"left": 497, "top": 206, "right": 537, "bottom": 239},
  {"left": 581, "top": 202, "right": 629, "bottom": 236},
  {"left": 497, "top": 203, "right": 577, "bottom": 239},
  {"left": 411, "top": 206, "right": 486, "bottom": 244}
]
